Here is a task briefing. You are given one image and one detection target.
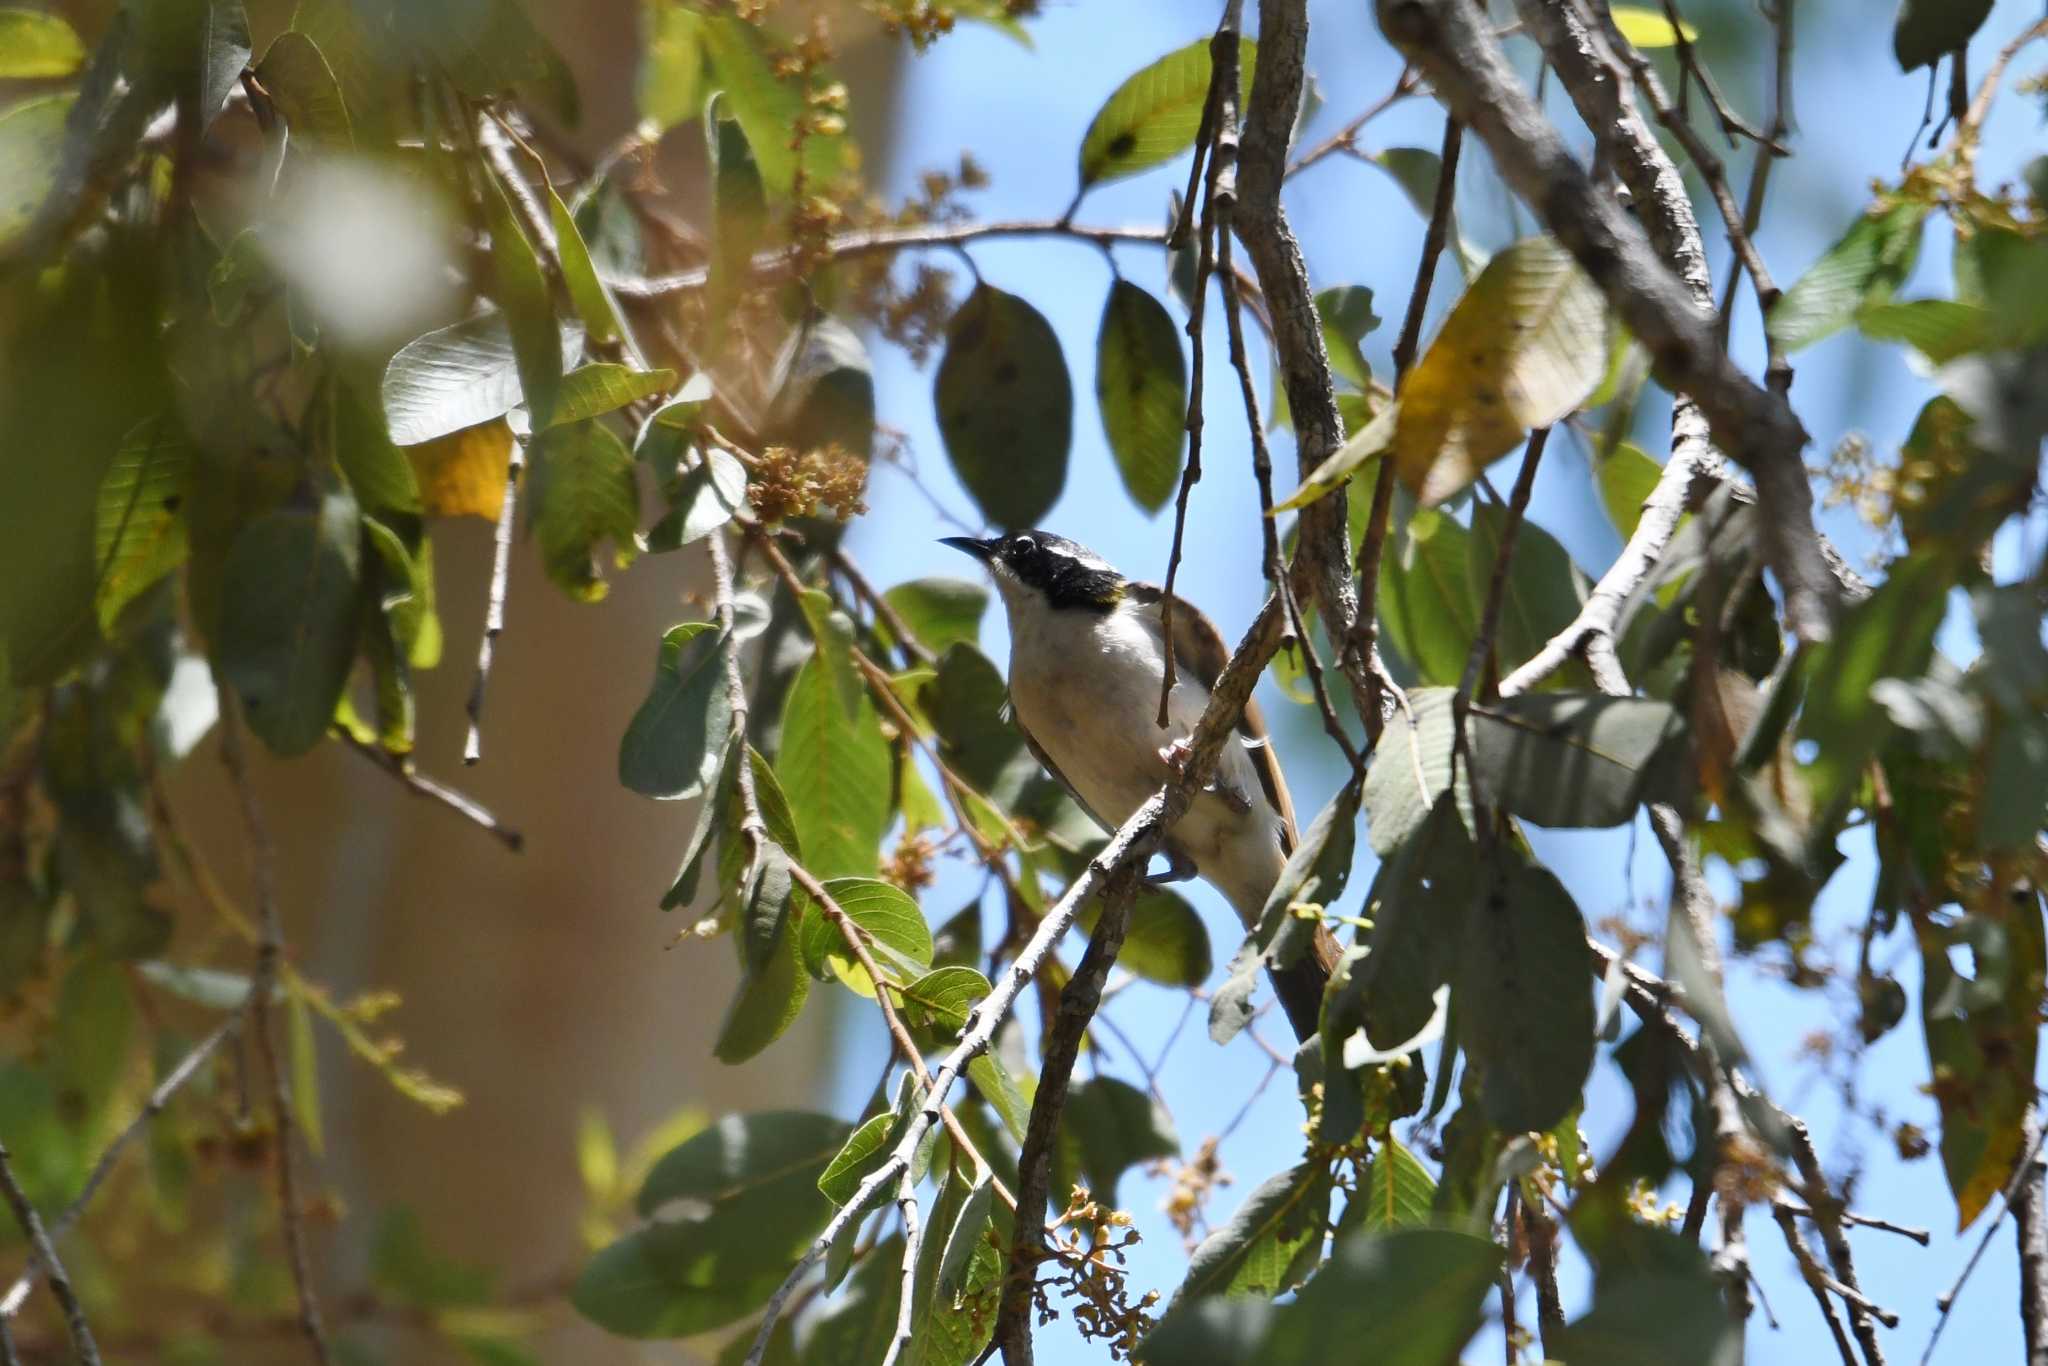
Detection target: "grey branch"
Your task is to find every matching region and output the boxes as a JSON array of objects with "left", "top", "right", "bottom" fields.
[
  {"left": 1773, "top": 1202, "right": 1861, "bottom": 1366},
  {"left": 1240, "top": 0, "right": 1377, "bottom": 726},
  {"left": 1374, "top": 0, "right": 1837, "bottom": 644},
  {"left": 462, "top": 438, "right": 524, "bottom": 766},
  {"left": 0, "top": 1146, "right": 98, "bottom": 1366},
  {"left": 743, "top": 589, "right": 1294, "bottom": 1366},
  {"left": 340, "top": 737, "right": 525, "bottom": 851}
]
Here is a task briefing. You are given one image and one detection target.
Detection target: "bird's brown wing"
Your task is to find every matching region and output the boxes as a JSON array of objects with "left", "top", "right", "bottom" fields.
[{"left": 1127, "top": 581, "right": 1299, "bottom": 854}]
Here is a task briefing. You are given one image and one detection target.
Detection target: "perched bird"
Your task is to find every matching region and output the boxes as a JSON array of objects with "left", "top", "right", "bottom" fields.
[{"left": 941, "top": 530, "right": 1339, "bottom": 1041}]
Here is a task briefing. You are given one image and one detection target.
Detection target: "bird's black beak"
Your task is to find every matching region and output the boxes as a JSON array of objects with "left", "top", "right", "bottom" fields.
[{"left": 939, "top": 536, "right": 997, "bottom": 563}]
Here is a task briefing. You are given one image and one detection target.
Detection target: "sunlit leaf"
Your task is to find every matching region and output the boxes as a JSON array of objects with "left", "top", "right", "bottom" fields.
[
  {"left": 545, "top": 363, "right": 678, "bottom": 429},
  {"left": 1395, "top": 237, "right": 1609, "bottom": 505},
  {"left": 93, "top": 417, "right": 192, "bottom": 635},
  {"left": 405, "top": 420, "right": 513, "bottom": 521},
  {"left": 1376, "top": 507, "right": 1476, "bottom": 686},
  {"left": 778, "top": 655, "right": 891, "bottom": 880},
  {"left": 0, "top": 10, "right": 85, "bottom": 78},
  {"left": 802, "top": 876, "right": 933, "bottom": 997},
  {"left": 1767, "top": 202, "right": 1927, "bottom": 353},
  {"left": 699, "top": 13, "right": 850, "bottom": 200},
  {"left": 1096, "top": 279, "right": 1187, "bottom": 512},
  {"left": 1077, "top": 37, "right": 1255, "bottom": 188},
  {"left": 1168, "top": 1160, "right": 1332, "bottom": 1305},
  {"left": 638, "top": 1, "right": 707, "bottom": 134},
  {"left": 1609, "top": 6, "right": 1698, "bottom": 47},
  {"left": 0, "top": 94, "right": 73, "bottom": 250},
  {"left": 879, "top": 578, "right": 987, "bottom": 658}
]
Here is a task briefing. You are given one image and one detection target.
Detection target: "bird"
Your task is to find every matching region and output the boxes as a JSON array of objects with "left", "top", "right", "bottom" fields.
[{"left": 941, "top": 530, "right": 1339, "bottom": 1042}]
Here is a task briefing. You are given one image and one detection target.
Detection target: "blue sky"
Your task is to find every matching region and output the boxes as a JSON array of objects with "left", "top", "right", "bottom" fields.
[{"left": 831, "top": 2, "right": 2048, "bottom": 1359}]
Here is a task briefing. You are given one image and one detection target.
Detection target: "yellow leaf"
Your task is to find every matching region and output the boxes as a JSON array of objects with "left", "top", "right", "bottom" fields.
[
  {"left": 1611, "top": 5, "right": 1699, "bottom": 47},
  {"left": 1393, "top": 237, "right": 1609, "bottom": 506},
  {"left": 405, "top": 419, "right": 514, "bottom": 520}
]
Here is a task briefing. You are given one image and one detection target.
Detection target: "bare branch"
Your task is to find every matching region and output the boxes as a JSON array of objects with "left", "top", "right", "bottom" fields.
[
  {"left": 1773, "top": 1202, "right": 1861, "bottom": 1366},
  {"left": 0, "top": 1147, "right": 98, "bottom": 1366},
  {"left": 2017, "top": 1109, "right": 2048, "bottom": 1366},
  {"left": 1374, "top": 0, "right": 1836, "bottom": 643},
  {"left": 339, "top": 737, "right": 524, "bottom": 851},
  {"left": 1924, "top": 1107, "right": 2048, "bottom": 1366},
  {"left": 996, "top": 869, "right": 1139, "bottom": 1365},
  {"left": 462, "top": 438, "right": 524, "bottom": 766},
  {"left": 217, "top": 692, "right": 331, "bottom": 1365},
  {"left": 1286, "top": 66, "right": 1421, "bottom": 177},
  {"left": 1521, "top": 1197, "right": 1567, "bottom": 1356},
  {"left": 882, "top": 1164, "right": 923, "bottom": 1366}
]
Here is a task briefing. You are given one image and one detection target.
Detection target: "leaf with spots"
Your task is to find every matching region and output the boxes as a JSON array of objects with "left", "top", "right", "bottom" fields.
[
  {"left": 94, "top": 417, "right": 192, "bottom": 634},
  {"left": 934, "top": 284, "right": 1072, "bottom": 531},
  {"left": 1394, "top": 237, "right": 1609, "bottom": 505},
  {"left": 1077, "top": 37, "right": 1255, "bottom": 188},
  {"left": 1095, "top": 279, "right": 1186, "bottom": 512}
]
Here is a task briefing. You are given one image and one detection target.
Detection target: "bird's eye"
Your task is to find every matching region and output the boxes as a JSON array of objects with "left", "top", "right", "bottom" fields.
[{"left": 1008, "top": 535, "right": 1036, "bottom": 559}]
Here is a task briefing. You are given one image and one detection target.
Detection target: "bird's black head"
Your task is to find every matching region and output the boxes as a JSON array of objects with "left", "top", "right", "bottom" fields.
[{"left": 940, "top": 531, "right": 1125, "bottom": 612}]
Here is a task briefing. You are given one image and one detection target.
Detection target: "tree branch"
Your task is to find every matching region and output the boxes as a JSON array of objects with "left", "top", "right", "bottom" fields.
[
  {"left": 339, "top": 737, "right": 524, "bottom": 851},
  {"left": 1374, "top": 0, "right": 1836, "bottom": 643},
  {"left": 995, "top": 869, "right": 1139, "bottom": 1366},
  {"left": 217, "top": 692, "right": 331, "bottom": 1365},
  {"left": 1925, "top": 1106, "right": 2048, "bottom": 1366},
  {"left": 1773, "top": 1201, "right": 1861, "bottom": 1366},
  {"left": 0, "top": 1147, "right": 97, "bottom": 1366},
  {"left": 2017, "top": 1108, "right": 2048, "bottom": 1366},
  {"left": 462, "top": 439, "right": 523, "bottom": 766},
  {"left": 1240, "top": 0, "right": 1377, "bottom": 725},
  {"left": 743, "top": 583, "right": 1296, "bottom": 1365}
]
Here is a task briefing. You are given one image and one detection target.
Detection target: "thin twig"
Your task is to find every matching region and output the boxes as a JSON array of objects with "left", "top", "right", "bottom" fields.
[
  {"left": 462, "top": 438, "right": 524, "bottom": 766},
  {"left": 1522, "top": 1197, "right": 1567, "bottom": 1355},
  {"left": 1286, "top": 66, "right": 1420, "bottom": 176},
  {"left": 1924, "top": 1107, "right": 2048, "bottom": 1366},
  {"left": 1352, "top": 113, "right": 1462, "bottom": 745},
  {"left": 829, "top": 547, "right": 936, "bottom": 669},
  {"left": 0, "top": 1147, "right": 98, "bottom": 1366},
  {"left": 1457, "top": 430, "right": 1547, "bottom": 702},
  {"left": 883, "top": 1164, "right": 923, "bottom": 1366},
  {"left": 995, "top": 869, "right": 1139, "bottom": 1366},
  {"left": 216, "top": 692, "right": 331, "bottom": 1365},
  {"left": 339, "top": 737, "right": 524, "bottom": 851},
  {"left": 1773, "top": 1200, "right": 1930, "bottom": 1246},
  {"left": 0, "top": 1018, "right": 238, "bottom": 1319},
  {"left": 1774, "top": 1202, "right": 1861, "bottom": 1366},
  {"left": 2017, "top": 1108, "right": 2048, "bottom": 1366}
]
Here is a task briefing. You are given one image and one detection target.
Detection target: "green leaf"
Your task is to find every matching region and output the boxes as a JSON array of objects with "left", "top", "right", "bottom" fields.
[
  {"left": 529, "top": 418, "right": 640, "bottom": 603},
  {"left": 767, "top": 316, "right": 877, "bottom": 459},
  {"left": 1369, "top": 147, "right": 1483, "bottom": 278},
  {"left": 1169, "top": 1160, "right": 1332, "bottom": 1304},
  {"left": 1552, "top": 1232, "right": 1741, "bottom": 1366},
  {"left": 1767, "top": 202, "right": 1927, "bottom": 353},
  {"left": 1855, "top": 298, "right": 1999, "bottom": 363},
  {"left": 1458, "top": 855, "right": 1594, "bottom": 1133},
  {"left": 1797, "top": 550, "right": 1948, "bottom": 815},
  {"left": 1154, "top": 1228, "right": 1501, "bottom": 1366},
  {"left": 135, "top": 0, "right": 251, "bottom": 123},
  {"left": 1894, "top": 0, "right": 1993, "bottom": 71},
  {"left": 577, "top": 1111, "right": 848, "bottom": 1338},
  {"left": 1080, "top": 886, "right": 1211, "bottom": 988},
  {"left": 0, "top": 94, "right": 72, "bottom": 250},
  {"left": 645, "top": 447, "right": 747, "bottom": 553},
  {"left": 1467, "top": 693, "right": 1689, "bottom": 828},
  {"left": 638, "top": 1, "right": 707, "bottom": 133},
  {"left": 935, "top": 284, "right": 1072, "bottom": 531},
  {"left": 1465, "top": 504, "right": 1587, "bottom": 684},
  {"left": 817, "top": 1111, "right": 894, "bottom": 1207},
  {"left": 1363, "top": 686, "right": 1473, "bottom": 859},
  {"left": 919, "top": 644, "right": 1034, "bottom": 806},
  {"left": 217, "top": 494, "right": 362, "bottom": 756},
  {"left": 255, "top": 31, "right": 353, "bottom": 149},
  {"left": 1062, "top": 1076, "right": 1178, "bottom": 1205},
  {"left": 548, "top": 182, "right": 624, "bottom": 346},
  {"left": 370, "top": 1206, "right": 492, "bottom": 1309},
  {"left": 1332, "top": 797, "right": 1475, "bottom": 1067},
  {"left": 331, "top": 378, "right": 421, "bottom": 516},
  {"left": 662, "top": 734, "right": 740, "bottom": 910},
  {"left": 1077, "top": 37, "right": 1256, "bottom": 188},
  {"left": 546, "top": 363, "right": 678, "bottom": 428},
  {"left": 806, "top": 1233, "right": 903, "bottom": 1365},
  {"left": 1395, "top": 237, "right": 1609, "bottom": 505},
  {"left": 94, "top": 417, "right": 192, "bottom": 635},
  {"left": 1316, "top": 286, "right": 1380, "bottom": 388},
  {"left": 804, "top": 877, "right": 934, "bottom": 997},
  {"left": 288, "top": 989, "right": 324, "bottom": 1157},
  {"left": 896, "top": 965, "right": 993, "bottom": 1033},
  {"left": 1917, "top": 889, "right": 2045, "bottom": 1228},
  {"left": 699, "top": 14, "right": 849, "bottom": 200},
  {"left": 879, "top": 578, "right": 987, "bottom": 657},
  {"left": 52, "top": 955, "right": 135, "bottom": 1129},
  {"left": 720, "top": 746, "right": 802, "bottom": 896},
  {"left": 0, "top": 10, "right": 85, "bottom": 77},
  {"left": 1609, "top": 6, "right": 1698, "bottom": 47},
  {"left": 1347, "top": 1138, "right": 1436, "bottom": 1233},
  {"left": 361, "top": 516, "right": 437, "bottom": 668},
  {"left": 1376, "top": 507, "right": 1477, "bottom": 687},
  {"left": 778, "top": 655, "right": 891, "bottom": 880},
  {"left": 794, "top": 589, "right": 862, "bottom": 720},
  {"left": 1096, "top": 279, "right": 1187, "bottom": 513},
  {"left": 1212, "top": 782, "right": 1360, "bottom": 1044},
  {"left": 383, "top": 312, "right": 548, "bottom": 446},
  {"left": 486, "top": 168, "right": 563, "bottom": 425},
  {"left": 712, "top": 904, "right": 810, "bottom": 1064},
  {"left": 619, "top": 622, "right": 730, "bottom": 800},
  {"left": 1595, "top": 441, "right": 1663, "bottom": 540}
]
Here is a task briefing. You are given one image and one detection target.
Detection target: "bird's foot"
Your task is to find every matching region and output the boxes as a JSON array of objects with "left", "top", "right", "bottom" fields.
[
  {"left": 1157, "top": 736, "right": 1194, "bottom": 773},
  {"left": 1145, "top": 848, "right": 1198, "bottom": 887}
]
